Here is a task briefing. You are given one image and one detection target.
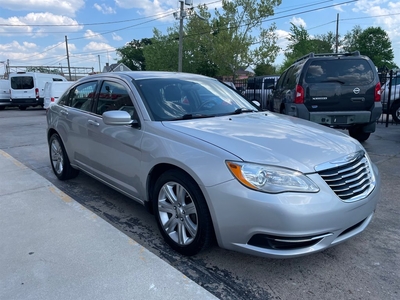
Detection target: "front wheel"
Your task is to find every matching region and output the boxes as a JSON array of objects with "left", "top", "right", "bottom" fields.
[
  {"left": 49, "top": 133, "right": 79, "bottom": 180},
  {"left": 153, "top": 170, "right": 213, "bottom": 256},
  {"left": 348, "top": 127, "right": 371, "bottom": 142},
  {"left": 391, "top": 102, "right": 400, "bottom": 124},
  {"left": 19, "top": 106, "right": 27, "bottom": 110}
]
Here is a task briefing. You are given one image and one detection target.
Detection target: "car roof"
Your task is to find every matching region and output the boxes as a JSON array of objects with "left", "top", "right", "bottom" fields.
[{"left": 79, "top": 71, "right": 212, "bottom": 82}]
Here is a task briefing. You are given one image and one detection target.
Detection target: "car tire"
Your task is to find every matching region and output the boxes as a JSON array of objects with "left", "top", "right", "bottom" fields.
[
  {"left": 49, "top": 133, "right": 79, "bottom": 180},
  {"left": 0, "top": 106, "right": 5, "bottom": 110},
  {"left": 348, "top": 127, "right": 371, "bottom": 142},
  {"left": 19, "top": 106, "right": 27, "bottom": 110},
  {"left": 391, "top": 102, "right": 400, "bottom": 124},
  {"left": 153, "top": 169, "right": 213, "bottom": 256}
]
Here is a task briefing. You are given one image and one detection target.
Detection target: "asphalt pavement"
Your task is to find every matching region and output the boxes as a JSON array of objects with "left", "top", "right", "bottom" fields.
[{"left": 0, "top": 150, "right": 217, "bottom": 300}]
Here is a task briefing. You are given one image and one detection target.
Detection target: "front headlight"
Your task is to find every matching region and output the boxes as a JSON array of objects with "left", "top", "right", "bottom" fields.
[{"left": 226, "top": 161, "right": 319, "bottom": 193}]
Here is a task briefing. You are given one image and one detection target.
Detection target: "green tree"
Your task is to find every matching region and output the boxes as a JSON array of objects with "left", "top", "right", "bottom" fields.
[
  {"left": 143, "top": 0, "right": 281, "bottom": 78},
  {"left": 116, "top": 38, "right": 152, "bottom": 71},
  {"left": 342, "top": 25, "right": 363, "bottom": 52},
  {"left": 142, "top": 28, "right": 179, "bottom": 71},
  {"left": 280, "top": 23, "right": 334, "bottom": 72},
  {"left": 344, "top": 26, "right": 396, "bottom": 69},
  {"left": 254, "top": 63, "right": 277, "bottom": 76}
]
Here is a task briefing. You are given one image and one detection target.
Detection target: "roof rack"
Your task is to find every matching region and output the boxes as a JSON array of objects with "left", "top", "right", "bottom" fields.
[{"left": 294, "top": 51, "right": 360, "bottom": 63}]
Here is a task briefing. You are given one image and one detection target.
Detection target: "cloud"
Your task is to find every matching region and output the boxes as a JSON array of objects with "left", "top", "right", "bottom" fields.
[
  {"left": 115, "top": 0, "right": 176, "bottom": 21},
  {"left": 83, "top": 41, "right": 115, "bottom": 52},
  {"left": 84, "top": 29, "right": 106, "bottom": 41},
  {"left": 0, "top": 12, "right": 82, "bottom": 37},
  {"left": 1, "top": 0, "right": 85, "bottom": 17},
  {"left": 112, "top": 33, "right": 123, "bottom": 41},
  {"left": 94, "top": 3, "right": 116, "bottom": 14},
  {"left": 290, "top": 17, "right": 306, "bottom": 28}
]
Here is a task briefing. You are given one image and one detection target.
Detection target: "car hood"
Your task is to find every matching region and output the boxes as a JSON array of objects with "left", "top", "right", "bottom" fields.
[{"left": 162, "top": 112, "right": 362, "bottom": 173}]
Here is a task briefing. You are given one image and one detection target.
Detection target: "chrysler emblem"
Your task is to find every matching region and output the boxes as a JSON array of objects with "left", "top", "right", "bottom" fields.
[{"left": 353, "top": 87, "right": 360, "bottom": 94}]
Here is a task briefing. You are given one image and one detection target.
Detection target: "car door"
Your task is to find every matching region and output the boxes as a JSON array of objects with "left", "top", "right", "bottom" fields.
[
  {"left": 56, "top": 80, "right": 99, "bottom": 168},
  {"left": 84, "top": 79, "right": 144, "bottom": 199}
]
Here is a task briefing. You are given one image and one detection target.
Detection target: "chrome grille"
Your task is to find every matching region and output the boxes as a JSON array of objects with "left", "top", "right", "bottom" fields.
[{"left": 317, "top": 152, "right": 375, "bottom": 202}]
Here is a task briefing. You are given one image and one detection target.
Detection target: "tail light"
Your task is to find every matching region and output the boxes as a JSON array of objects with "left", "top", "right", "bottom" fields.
[
  {"left": 374, "top": 82, "right": 381, "bottom": 102},
  {"left": 35, "top": 88, "right": 39, "bottom": 100},
  {"left": 294, "top": 85, "right": 304, "bottom": 104},
  {"left": 51, "top": 97, "right": 55, "bottom": 102}
]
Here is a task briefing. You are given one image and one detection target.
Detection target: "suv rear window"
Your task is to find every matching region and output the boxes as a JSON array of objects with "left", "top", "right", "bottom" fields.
[
  {"left": 305, "top": 59, "right": 374, "bottom": 85},
  {"left": 11, "top": 76, "right": 34, "bottom": 89}
]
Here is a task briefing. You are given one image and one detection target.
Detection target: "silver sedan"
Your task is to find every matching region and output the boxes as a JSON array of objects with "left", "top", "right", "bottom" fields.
[{"left": 46, "top": 71, "right": 380, "bottom": 258}]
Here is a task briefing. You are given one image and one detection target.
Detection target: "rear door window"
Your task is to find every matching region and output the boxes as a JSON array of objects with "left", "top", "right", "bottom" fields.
[{"left": 11, "top": 76, "right": 34, "bottom": 89}]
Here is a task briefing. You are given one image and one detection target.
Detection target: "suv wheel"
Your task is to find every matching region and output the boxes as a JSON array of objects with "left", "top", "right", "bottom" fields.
[
  {"left": 391, "top": 102, "right": 400, "bottom": 124},
  {"left": 348, "top": 127, "right": 371, "bottom": 142}
]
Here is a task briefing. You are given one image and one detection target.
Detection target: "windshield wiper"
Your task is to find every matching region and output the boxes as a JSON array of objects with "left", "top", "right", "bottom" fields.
[
  {"left": 231, "top": 108, "right": 257, "bottom": 115},
  {"left": 178, "top": 113, "right": 215, "bottom": 120},
  {"left": 321, "top": 79, "right": 345, "bottom": 84}
]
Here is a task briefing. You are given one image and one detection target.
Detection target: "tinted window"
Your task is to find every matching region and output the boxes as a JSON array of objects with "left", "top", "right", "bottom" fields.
[
  {"left": 305, "top": 59, "right": 374, "bottom": 85},
  {"left": 69, "top": 81, "right": 97, "bottom": 112},
  {"left": 96, "top": 81, "right": 135, "bottom": 116},
  {"left": 53, "top": 78, "right": 64, "bottom": 82},
  {"left": 263, "top": 78, "right": 276, "bottom": 89},
  {"left": 11, "top": 76, "right": 34, "bottom": 89}
]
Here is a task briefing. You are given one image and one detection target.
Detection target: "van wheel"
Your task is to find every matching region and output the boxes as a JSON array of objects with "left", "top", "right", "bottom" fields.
[
  {"left": 19, "top": 106, "right": 27, "bottom": 110},
  {"left": 391, "top": 102, "right": 400, "bottom": 124},
  {"left": 348, "top": 127, "right": 371, "bottom": 142},
  {"left": 153, "top": 169, "right": 213, "bottom": 256},
  {"left": 0, "top": 106, "right": 5, "bottom": 110},
  {"left": 49, "top": 133, "right": 79, "bottom": 180}
]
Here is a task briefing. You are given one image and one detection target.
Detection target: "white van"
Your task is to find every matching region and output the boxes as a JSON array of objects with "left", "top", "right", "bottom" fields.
[
  {"left": 43, "top": 81, "right": 74, "bottom": 109},
  {"left": 0, "top": 79, "right": 11, "bottom": 110},
  {"left": 9, "top": 72, "right": 67, "bottom": 110}
]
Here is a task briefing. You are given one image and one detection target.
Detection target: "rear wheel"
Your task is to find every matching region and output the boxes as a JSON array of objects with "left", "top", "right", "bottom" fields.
[
  {"left": 49, "top": 133, "right": 79, "bottom": 180},
  {"left": 391, "top": 102, "right": 400, "bottom": 124},
  {"left": 153, "top": 169, "right": 213, "bottom": 256},
  {"left": 348, "top": 127, "right": 371, "bottom": 142},
  {"left": 19, "top": 106, "right": 27, "bottom": 110},
  {"left": 0, "top": 106, "right": 5, "bottom": 110}
]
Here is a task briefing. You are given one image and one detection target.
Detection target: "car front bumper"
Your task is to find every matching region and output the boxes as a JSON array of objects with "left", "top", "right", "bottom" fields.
[{"left": 204, "top": 166, "right": 380, "bottom": 258}]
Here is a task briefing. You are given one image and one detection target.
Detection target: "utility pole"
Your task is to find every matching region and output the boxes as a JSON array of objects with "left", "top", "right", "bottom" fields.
[
  {"left": 335, "top": 13, "right": 339, "bottom": 53},
  {"left": 65, "top": 36, "right": 72, "bottom": 80},
  {"left": 178, "top": 1, "right": 185, "bottom": 72},
  {"left": 175, "top": 0, "right": 193, "bottom": 72},
  {"left": 98, "top": 55, "right": 101, "bottom": 73}
]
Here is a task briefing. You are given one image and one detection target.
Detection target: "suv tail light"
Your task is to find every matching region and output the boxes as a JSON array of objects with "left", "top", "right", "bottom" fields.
[
  {"left": 374, "top": 82, "right": 381, "bottom": 102},
  {"left": 294, "top": 85, "right": 304, "bottom": 104},
  {"left": 51, "top": 97, "right": 55, "bottom": 102},
  {"left": 35, "top": 88, "right": 39, "bottom": 100}
]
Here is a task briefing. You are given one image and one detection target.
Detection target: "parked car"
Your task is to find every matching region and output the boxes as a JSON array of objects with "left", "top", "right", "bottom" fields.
[
  {"left": 270, "top": 51, "right": 382, "bottom": 142},
  {"left": 43, "top": 81, "right": 75, "bottom": 109},
  {"left": 47, "top": 71, "right": 380, "bottom": 258},
  {"left": 380, "top": 72, "right": 400, "bottom": 123},
  {"left": 9, "top": 72, "right": 67, "bottom": 110},
  {"left": 244, "top": 75, "right": 279, "bottom": 110},
  {"left": 0, "top": 79, "right": 11, "bottom": 110}
]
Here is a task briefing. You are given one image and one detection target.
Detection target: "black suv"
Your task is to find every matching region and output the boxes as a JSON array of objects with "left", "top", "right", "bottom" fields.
[{"left": 270, "top": 51, "right": 382, "bottom": 141}]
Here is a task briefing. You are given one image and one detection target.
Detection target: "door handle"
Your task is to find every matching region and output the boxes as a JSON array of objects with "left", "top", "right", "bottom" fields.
[
  {"left": 87, "top": 119, "right": 100, "bottom": 126},
  {"left": 60, "top": 110, "right": 68, "bottom": 116}
]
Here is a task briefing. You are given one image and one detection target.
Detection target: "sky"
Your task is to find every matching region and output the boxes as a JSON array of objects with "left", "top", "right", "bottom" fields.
[{"left": 1, "top": 0, "right": 400, "bottom": 77}]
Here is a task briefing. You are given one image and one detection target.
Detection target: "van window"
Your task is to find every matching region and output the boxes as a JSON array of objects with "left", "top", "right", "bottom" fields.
[
  {"left": 53, "top": 78, "right": 64, "bottom": 82},
  {"left": 11, "top": 76, "right": 34, "bottom": 89}
]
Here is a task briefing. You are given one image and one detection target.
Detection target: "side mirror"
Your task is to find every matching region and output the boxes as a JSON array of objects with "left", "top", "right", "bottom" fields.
[{"left": 102, "top": 110, "right": 133, "bottom": 125}]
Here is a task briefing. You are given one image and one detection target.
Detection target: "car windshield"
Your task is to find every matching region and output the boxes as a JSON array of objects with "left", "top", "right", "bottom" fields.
[{"left": 135, "top": 77, "right": 258, "bottom": 121}]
